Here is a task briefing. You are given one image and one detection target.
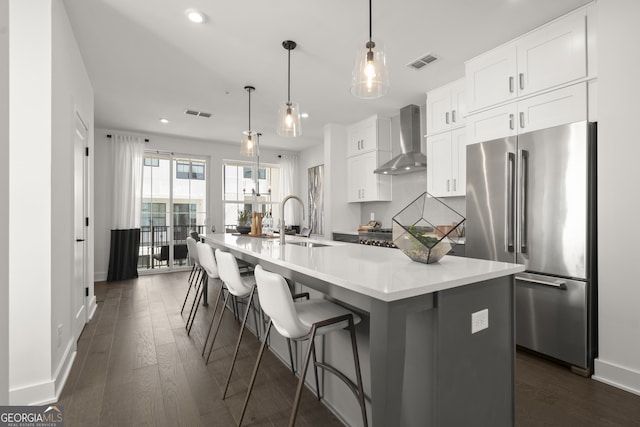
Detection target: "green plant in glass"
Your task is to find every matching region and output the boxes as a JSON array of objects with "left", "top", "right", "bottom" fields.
[
  {"left": 237, "top": 210, "right": 251, "bottom": 226},
  {"left": 392, "top": 192, "right": 465, "bottom": 264}
]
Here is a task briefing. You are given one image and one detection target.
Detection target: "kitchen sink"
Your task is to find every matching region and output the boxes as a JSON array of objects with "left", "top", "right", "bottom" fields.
[{"left": 285, "top": 241, "right": 329, "bottom": 248}]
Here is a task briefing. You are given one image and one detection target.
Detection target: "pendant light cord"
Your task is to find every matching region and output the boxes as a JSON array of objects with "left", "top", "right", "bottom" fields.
[
  {"left": 369, "top": 0, "right": 372, "bottom": 42},
  {"left": 248, "top": 87, "right": 252, "bottom": 132},
  {"left": 287, "top": 48, "right": 291, "bottom": 104}
]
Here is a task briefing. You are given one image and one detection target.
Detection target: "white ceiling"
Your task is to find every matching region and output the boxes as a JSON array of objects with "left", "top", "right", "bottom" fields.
[{"left": 62, "top": 0, "right": 591, "bottom": 151}]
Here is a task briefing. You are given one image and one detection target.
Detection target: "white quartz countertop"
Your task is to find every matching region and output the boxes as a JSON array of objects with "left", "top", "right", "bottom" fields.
[{"left": 201, "top": 233, "right": 524, "bottom": 302}]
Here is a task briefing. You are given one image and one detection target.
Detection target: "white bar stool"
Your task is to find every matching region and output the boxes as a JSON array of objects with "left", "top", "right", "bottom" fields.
[
  {"left": 184, "top": 237, "right": 205, "bottom": 333},
  {"left": 194, "top": 242, "right": 224, "bottom": 343},
  {"left": 239, "top": 265, "right": 368, "bottom": 427},
  {"left": 203, "top": 249, "right": 260, "bottom": 371}
]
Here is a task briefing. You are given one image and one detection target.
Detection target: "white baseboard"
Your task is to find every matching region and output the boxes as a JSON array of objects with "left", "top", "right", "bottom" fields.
[
  {"left": 87, "top": 295, "right": 97, "bottom": 321},
  {"left": 593, "top": 357, "right": 640, "bottom": 397},
  {"left": 9, "top": 341, "right": 76, "bottom": 405},
  {"left": 94, "top": 271, "right": 107, "bottom": 282}
]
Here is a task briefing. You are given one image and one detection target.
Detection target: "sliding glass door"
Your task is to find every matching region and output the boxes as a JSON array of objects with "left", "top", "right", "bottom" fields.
[{"left": 139, "top": 153, "right": 207, "bottom": 272}]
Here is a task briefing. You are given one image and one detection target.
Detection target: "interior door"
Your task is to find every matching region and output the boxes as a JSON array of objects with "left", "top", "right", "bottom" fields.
[{"left": 73, "top": 113, "right": 88, "bottom": 340}]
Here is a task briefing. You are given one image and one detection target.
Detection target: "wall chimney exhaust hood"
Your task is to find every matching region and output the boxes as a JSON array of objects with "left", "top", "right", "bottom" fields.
[{"left": 374, "top": 104, "right": 426, "bottom": 175}]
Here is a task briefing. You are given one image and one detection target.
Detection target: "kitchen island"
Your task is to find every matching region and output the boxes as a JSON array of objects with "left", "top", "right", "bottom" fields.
[{"left": 201, "top": 233, "right": 524, "bottom": 427}]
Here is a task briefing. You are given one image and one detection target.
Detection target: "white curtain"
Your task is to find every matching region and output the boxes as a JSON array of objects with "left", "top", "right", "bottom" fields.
[
  {"left": 110, "top": 134, "right": 145, "bottom": 229},
  {"left": 279, "top": 154, "right": 300, "bottom": 225}
]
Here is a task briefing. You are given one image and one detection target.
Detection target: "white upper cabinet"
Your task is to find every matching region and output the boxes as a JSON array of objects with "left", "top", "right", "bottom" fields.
[
  {"left": 517, "top": 11, "right": 587, "bottom": 97},
  {"left": 347, "top": 115, "right": 391, "bottom": 157},
  {"left": 426, "top": 79, "right": 466, "bottom": 136},
  {"left": 467, "top": 82, "right": 587, "bottom": 144},
  {"left": 427, "top": 127, "right": 466, "bottom": 197},
  {"left": 346, "top": 115, "right": 392, "bottom": 203},
  {"left": 466, "top": 45, "right": 518, "bottom": 113},
  {"left": 466, "top": 7, "right": 590, "bottom": 113},
  {"left": 347, "top": 151, "right": 392, "bottom": 203}
]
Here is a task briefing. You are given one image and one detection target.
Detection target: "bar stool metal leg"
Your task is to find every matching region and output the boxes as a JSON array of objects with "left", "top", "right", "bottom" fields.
[
  {"left": 186, "top": 274, "right": 205, "bottom": 335},
  {"left": 181, "top": 267, "right": 200, "bottom": 314},
  {"left": 204, "top": 291, "right": 231, "bottom": 364},
  {"left": 238, "top": 320, "right": 273, "bottom": 427},
  {"left": 201, "top": 282, "right": 226, "bottom": 356},
  {"left": 222, "top": 286, "right": 257, "bottom": 399}
]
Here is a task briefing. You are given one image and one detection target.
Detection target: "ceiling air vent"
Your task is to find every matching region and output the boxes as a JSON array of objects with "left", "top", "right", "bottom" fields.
[
  {"left": 184, "top": 109, "right": 212, "bottom": 118},
  {"left": 407, "top": 53, "right": 439, "bottom": 71}
]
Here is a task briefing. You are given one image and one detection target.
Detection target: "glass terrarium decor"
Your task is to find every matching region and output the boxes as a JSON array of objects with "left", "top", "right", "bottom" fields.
[{"left": 392, "top": 192, "right": 465, "bottom": 264}]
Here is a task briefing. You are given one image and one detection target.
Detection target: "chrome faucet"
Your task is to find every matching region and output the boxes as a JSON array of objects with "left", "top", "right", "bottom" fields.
[{"left": 280, "top": 195, "right": 305, "bottom": 245}]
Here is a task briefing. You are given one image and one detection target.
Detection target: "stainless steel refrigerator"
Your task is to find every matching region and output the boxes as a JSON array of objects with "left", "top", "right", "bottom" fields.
[{"left": 466, "top": 121, "right": 597, "bottom": 373}]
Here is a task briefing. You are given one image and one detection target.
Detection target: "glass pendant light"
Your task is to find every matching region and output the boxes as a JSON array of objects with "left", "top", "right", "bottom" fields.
[
  {"left": 277, "top": 40, "right": 302, "bottom": 137},
  {"left": 351, "top": 0, "right": 389, "bottom": 99},
  {"left": 241, "top": 85, "right": 256, "bottom": 156}
]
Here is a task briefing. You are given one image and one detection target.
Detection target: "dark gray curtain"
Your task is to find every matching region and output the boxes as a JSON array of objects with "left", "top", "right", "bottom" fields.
[{"left": 107, "top": 229, "right": 140, "bottom": 281}]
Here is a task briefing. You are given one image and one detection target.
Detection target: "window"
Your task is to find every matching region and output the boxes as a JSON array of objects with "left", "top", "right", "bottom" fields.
[
  {"left": 176, "top": 160, "right": 205, "bottom": 180},
  {"left": 223, "top": 162, "right": 281, "bottom": 232},
  {"left": 144, "top": 157, "right": 159, "bottom": 167},
  {"left": 139, "top": 154, "right": 207, "bottom": 271},
  {"left": 141, "top": 202, "right": 166, "bottom": 227}
]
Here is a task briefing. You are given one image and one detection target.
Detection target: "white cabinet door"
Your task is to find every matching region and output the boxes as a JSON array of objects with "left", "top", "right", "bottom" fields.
[
  {"left": 426, "top": 85, "right": 452, "bottom": 136},
  {"left": 450, "top": 79, "right": 467, "bottom": 128},
  {"left": 518, "top": 83, "right": 587, "bottom": 134},
  {"left": 467, "top": 82, "right": 587, "bottom": 144},
  {"left": 347, "top": 151, "right": 392, "bottom": 202},
  {"left": 426, "top": 78, "right": 466, "bottom": 136},
  {"left": 466, "top": 44, "right": 517, "bottom": 113},
  {"left": 347, "top": 116, "right": 391, "bottom": 157},
  {"left": 347, "top": 155, "right": 364, "bottom": 202},
  {"left": 517, "top": 10, "right": 587, "bottom": 97},
  {"left": 427, "top": 133, "right": 453, "bottom": 197},
  {"left": 347, "top": 125, "right": 364, "bottom": 158},
  {"left": 467, "top": 103, "right": 518, "bottom": 144},
  {"left": 450, "top": 127, "right": 467, "bottom": 197},
  {"left": 427, "top": 129, "right": 467, "bottom": 197}
]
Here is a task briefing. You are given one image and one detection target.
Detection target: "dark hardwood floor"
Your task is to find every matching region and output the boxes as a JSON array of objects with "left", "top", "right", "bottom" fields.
[{"left": 58, "top": 271, "right": 640, "bottom": 426}]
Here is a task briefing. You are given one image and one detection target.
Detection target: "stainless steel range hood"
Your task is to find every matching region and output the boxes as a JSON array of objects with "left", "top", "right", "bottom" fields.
[{"left": 374, "top": 104, "right": 426, "bottom": 175}]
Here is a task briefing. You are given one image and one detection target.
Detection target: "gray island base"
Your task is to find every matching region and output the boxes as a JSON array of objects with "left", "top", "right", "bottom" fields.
[{"left": 201, "top": 233, "right": 524, "bottom": 427}]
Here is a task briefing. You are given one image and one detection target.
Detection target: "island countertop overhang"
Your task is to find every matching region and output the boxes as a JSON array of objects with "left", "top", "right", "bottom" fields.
[{"left": 200, "top": 233, "right": 524, "bottom": 303}]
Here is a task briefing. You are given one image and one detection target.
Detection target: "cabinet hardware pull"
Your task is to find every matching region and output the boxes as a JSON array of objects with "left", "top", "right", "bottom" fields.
[
  {"left": 445, "top": 112, "right": 450, "bottom": 125},
  {"left": 519, "top": 112, "right": 525, "bottom": 128},
  {"left": 453, "top": 178, "right": 457, "bottom": 191},
  {"left": 519, "top": 73, "right": 524, "bottom": 90},
  {"left": 509, "top": 114, "right": 514, "bottom": 130},
  {"left": 452, "top": 110, "right": 456, "bottom": 123},
  {"left": 447, "top": 179, "right": 450, "bottom": 192},
  {"left": 509, "top": 76, "right": 514, "bottom": 93}
]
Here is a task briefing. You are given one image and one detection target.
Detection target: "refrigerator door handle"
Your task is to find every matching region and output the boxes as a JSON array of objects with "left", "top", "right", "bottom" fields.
[
  {"left": 505, "top": 152, "right": 516, "bottom": 252},
  {"left": 519, "top": 149, "right": 529, "bottom": 253},
  {"left": 517, "top": 276, "right": 567, "bottom": 290}
]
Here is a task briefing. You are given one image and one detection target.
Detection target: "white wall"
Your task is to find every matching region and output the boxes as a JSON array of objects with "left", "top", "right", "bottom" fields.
[
  {"left": 298, "top": 143, "right": 324, "bottom": 234},
  {"left": 6, "top": 0, "right": 94, "bottom": 404},
  {"left": 9, "top": 0, "right": 53, "bottom": 403},
  {"left": 0, "top": 0, "right": 10, "bottom": 406},
  {"left": 323, "top": 123, "right": 361, "bottom": 236},
  {"left": 51, "top": 0, "right": 94, "bottom": 393},
  {"left": 93, "top": 129, "right": 295, "bottom": 281},
  {"left": 592, "top": 0, "right": 640, "bottom": 395}
]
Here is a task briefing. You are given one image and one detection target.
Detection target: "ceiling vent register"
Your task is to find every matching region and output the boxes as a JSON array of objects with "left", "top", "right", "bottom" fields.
[
  {"left": 407, "top": 53, "right": 438, "bottom": 70},
  {"left": 184, "top": 109, "right": 212, "bottom": 118}
]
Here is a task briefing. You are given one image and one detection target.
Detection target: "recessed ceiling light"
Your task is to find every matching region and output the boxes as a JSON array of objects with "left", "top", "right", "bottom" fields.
[
  {"left": 159, "top": 118, "right": 169, "bottom": 124},
  {"left": 301, "top": 113, "right": 309, "bottom": 118},
  {"left": 185, "top": 9, "right": 205, "bottom": 24}
]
